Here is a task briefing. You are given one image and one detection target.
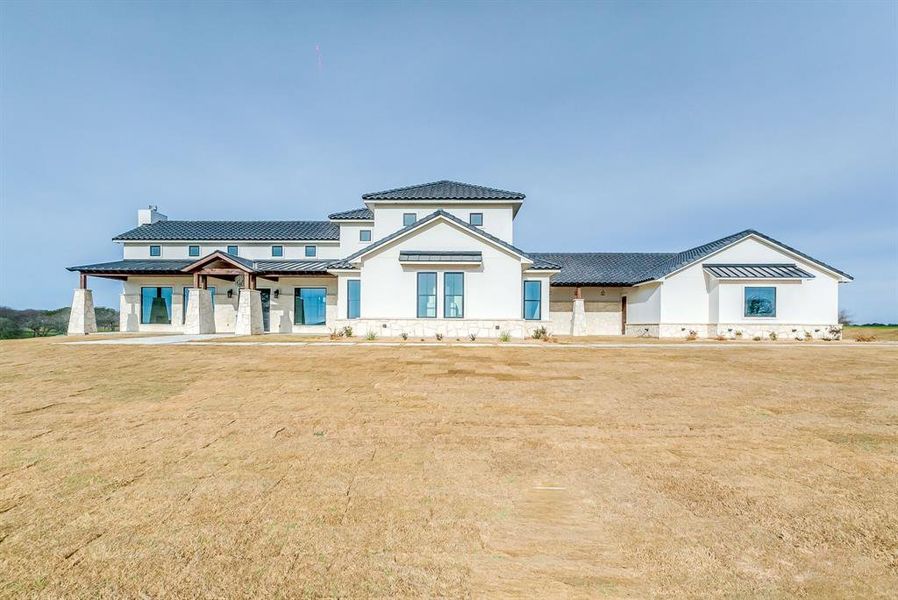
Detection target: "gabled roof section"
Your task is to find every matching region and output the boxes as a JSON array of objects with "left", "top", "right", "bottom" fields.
[
  {"left": 362, "top": 180, "right": 525, "bottom": 201},
  {"left": 340, "top": 209, "right": 557, "bottom": 269},
  {"left": 328, "top": 207, "right": 374, "bottom": 220},
  {"left": 529, "top": 253, "right": 677, "bottom": 286},
  {"left": 651, "top": 229, "right": 852, "bottom": 281},
  {"left": 113, "top": 220, "right": 340, "bottom": 241},
  {"left": 181, "top": 250, "right": 256, "bottom": 273}
]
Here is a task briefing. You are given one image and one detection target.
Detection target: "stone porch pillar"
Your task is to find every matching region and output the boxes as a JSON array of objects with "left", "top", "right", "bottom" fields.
[
  {"left": 119, "top": 293, "right": 139, "bottom": 332},
  {"left": 184, "top": 288, "right": 216, "bottom": 334},
  {"left": 571, "top": 287, "right": 587, "bottom": 336},
  {"left": 68, "top": 289, "right": 97, "bottom": 335},
  {"left": 235, "top": 289, "right": 263, "bottom": 336}
]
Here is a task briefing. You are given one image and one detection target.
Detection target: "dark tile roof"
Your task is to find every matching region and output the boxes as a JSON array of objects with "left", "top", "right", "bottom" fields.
[
  {"left": 533, "top": 229, "right": 852, "bottom": 286},
  {"left": 529, "top": 253, "right": 676, "bottom": 286},
  {"left": 703, "top": 264, "right": 814, "bottom": 279},
  {"left": 112, "top": 220, "right": 340, "bottom": 241},
  {"left": 253, "top": 260, "right": 334, "bottom": 273},
  {"left": 362, "top": 180, "right": 525, "bottom": 200},
  {"left": 328, "top": 207, "right": 374, "bottom": 220}
]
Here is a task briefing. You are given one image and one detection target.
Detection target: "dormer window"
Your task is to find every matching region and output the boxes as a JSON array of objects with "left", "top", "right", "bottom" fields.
[
  {"left": 227, "top": 245, "right": 238, "bottom": 256},
  {"left": 469, "top": 213, "right": 483, "bottom": 227},
  {"left": 149, "top": 245, "right": 161, "bottom": 257},
  {"left": 271, "top": 245, "right": 284, "bottom": 257},
  {"left": 305, "top": 245, "right": 317, "bottom": 257},
  {"left": 359, "top": 229, "right": 372, "bottom": 242},
  {"left": 188, "top": 245, "right": 200, "bottom": 257},
  {"left": 403, "top": 213, "right": 417, "bottom": 227}
]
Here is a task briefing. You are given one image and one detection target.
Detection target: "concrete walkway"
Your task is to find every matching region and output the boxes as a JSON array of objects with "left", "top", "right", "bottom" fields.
[{"left": 63, "top": 335, "right": 898, "bottom": 349}]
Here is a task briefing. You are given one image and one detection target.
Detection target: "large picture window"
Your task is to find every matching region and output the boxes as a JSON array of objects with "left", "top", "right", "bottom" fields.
[
  {"left": 523, "top": 280, "right": 541, "bottom": 320},
  {"left": 141, "top": 287, "right": 173, "bottom": 324},
  {"left": 294, "top": 288, "right": 327, "bottom": 325},
  {"left": 417, "top": 272, "right": 437, "bottom": 318},
  {"left": 182, "top": 287, "right": 215, "bottom": 323},
  {"left": 444, "top": 273, "right": 464, "bottom": 318},
  {"left": 744, "top": 286, "right": 776, "bottom": 317},
  {"left": 347, "top": 280, "right": 361, "bottom": 319}
]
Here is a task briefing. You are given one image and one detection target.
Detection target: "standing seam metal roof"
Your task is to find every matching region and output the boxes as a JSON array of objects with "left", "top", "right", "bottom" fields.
[
  {"left": 112, "top": 220, "right": 340, "bottom": 241},
  {"left": 362, "top": 180, "right": 525, "bottom": 200}
]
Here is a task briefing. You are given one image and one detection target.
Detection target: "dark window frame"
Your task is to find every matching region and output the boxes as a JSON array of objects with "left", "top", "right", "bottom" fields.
[
  {"left": 149, "top": 245, "right": 161, "bottom": 257},
  {"left": 294, "top": 287, "right": 328, "bottom": 325},
  {"left": 359, "top": 229, "right": 372, "bottom": 242},
  {"left": 523, "top": 280, "right": 542, "bottom": 321},
  {"left": 744, "top": 286, "right": 777, "bottom": 318},
  {"left": 227, "top": 245, "right": 238, "bottom": 256},
  {"left": 188, "top": 245, "right": 200, "bottom": 257},
  {"left": 347, "top": 279, "right": 361, "bottom": 319},
  {"left": 469, "top": 212, "right": 483, "bottom": 226},
  {"left": 403, "top": 213, "right": 417, "bottom": 227},
  {"left": 140, "top": 286, "right": 173, "bottom": 325},
  {"left": 443, "top": 272, "right": 464, "bottom": 318},
  {"left": 417, "top": 272, "right": 437, "bottom": 318},
  {"left": 271, "top": 245, "right": 284, "bottom": 257}
]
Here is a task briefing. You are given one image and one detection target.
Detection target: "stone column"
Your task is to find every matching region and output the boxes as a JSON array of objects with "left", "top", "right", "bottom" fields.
[
  {"left": 119, "top": 293, "right": 139, "bottom": 332},
  {"left": 184, "top": 288, "right": 216, "bottom": 334},
  {"left": 235, "top": 289, "right": 263, "bottom": 336},
  {"left": 68, "top": 289, "right": 98, "bottom": 335},
  {"left": 571, "top": 297, "right": 587, "bottom": 336}
]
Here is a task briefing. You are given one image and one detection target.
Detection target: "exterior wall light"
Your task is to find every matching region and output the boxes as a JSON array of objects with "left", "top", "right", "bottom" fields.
[
  {"left": 227, "top": 289, "right": 234, "bottom": 299},
  {"left": 274, "top": 289, "right": 280, "bottom": 299}
]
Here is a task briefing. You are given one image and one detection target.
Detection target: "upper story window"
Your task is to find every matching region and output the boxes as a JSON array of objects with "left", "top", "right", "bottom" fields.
[
  {"left": 359, "top": 229, "right": 372, "bottom": 242},
  {"left": 227, "top": 245, "right": 238, "bottom": 256},
  {"left": 469, "top": 213, "right": 483, "bottom": 227},
  {"left": 271, "top": 245, "right": 284, "bottom": 257},
  {"left": 523, "top": 280, "right": 542, "bottom": 320},
  {"left": 745, "top": 286, "right": 776, "bottom": 317},
  {"left": 149, "top": 245, "right": 161, "bottom": 257},
  {"left": 305, "top": 245, "right": 317, "bottom": 257},
  {"left": 403, "top": 213, "right": 417, "bottom": 227},
  {"left": 188, "top": 245, "right": 200, "bottom": 257}
]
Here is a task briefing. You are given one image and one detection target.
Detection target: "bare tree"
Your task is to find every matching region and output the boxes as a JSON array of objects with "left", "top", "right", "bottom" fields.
[{"left": 838, "top": 309, "right": 852, "bottom": 325}]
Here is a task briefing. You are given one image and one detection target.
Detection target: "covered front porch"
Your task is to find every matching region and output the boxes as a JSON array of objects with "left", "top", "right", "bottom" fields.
[{"left": 66, "top": 251, "right": 338, "bottom": 336}]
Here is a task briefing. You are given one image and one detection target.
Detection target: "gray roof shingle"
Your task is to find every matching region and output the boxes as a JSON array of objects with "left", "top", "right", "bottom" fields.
[
  {"left": 67, "top": 259, "right": 193, "bottom": 273},
  {"left": 328, "top": 207, "right": 374, "bottom": 220},
  {"left": 112, "top": 220, "right": 340, "bottom": 241},
  {"left": 529, "top": 253, "right": 676, "bottom": 286},
  {"left": 362, "top": 180, "right": 525, "bottom": 200}
]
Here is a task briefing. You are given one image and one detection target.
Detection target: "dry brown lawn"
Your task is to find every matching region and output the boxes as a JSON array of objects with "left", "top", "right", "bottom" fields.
[{"left": 1, "top": 337, "right": 896, "bottom": 598}]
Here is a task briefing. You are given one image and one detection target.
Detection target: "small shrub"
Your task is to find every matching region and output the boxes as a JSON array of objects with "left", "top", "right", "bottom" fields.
[
  {"left": 400, "top": 332, "right": 408, "bottom": 341},
  {"left": 734, "top": 330, "right": 743, "bottom": 338},
  {"left": 365, "top": 331, "right": 377, "bottom": 341},
  {"left": 685, "top": 329, "right": 698, "bottom": 341},
  {"left": 531, "top": 326, "right": 548, "bottom": 340},
  {"left": 768, "top": 332, "right": 778, "bottom": 341},
  {"left": 753, "top": 336, "right": 762, "bottom": 341},
  {"left": 804, "top": 331, "right": 813, "bottom": 341},
  {"left": 468, "top": 333, "right": 477, "bottom": 341},
  {"left": 435, "top": 333, "right": 443, "bottom": 341},
  {"left": 341, "top": 325, "right": 354, "bottom": 338},
  {"left": 329, "top": 328, "right": 343, "bottom": 340},
  {"left": 854, "top": 334, "right": 876, "bottom": 342},
  {"left": 715, "top": 335, "right": 727, "bottom": 341},
  {"left": 499, "top": 330, "right": 511, "bottom": 342}
]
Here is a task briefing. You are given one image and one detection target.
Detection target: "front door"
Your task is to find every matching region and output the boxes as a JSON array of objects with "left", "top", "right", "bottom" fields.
[
  {"left": 621, "top": 296, "right": 627, "bottom": 335},
  {"left": 258, "top": 289, "right": 271, "bottom": 332}
]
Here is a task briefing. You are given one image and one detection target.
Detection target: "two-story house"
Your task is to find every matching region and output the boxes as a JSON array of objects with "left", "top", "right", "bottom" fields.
[{"left": 67, "top": 180, "right": 852, "bottom": 339}]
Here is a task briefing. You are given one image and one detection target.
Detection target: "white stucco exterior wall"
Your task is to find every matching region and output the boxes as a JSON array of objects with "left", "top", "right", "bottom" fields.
[
  {"left": 122, "top": 241, "right": 342, "bottom": 260},
  {"left": 370, "top": 204, "right": 516, "bottom": 243}
]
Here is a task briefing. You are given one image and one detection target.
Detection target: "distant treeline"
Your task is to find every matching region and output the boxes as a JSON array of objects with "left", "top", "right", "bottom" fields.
[{"left": 0, "top": 306, "right": 119, "bottom": 339}]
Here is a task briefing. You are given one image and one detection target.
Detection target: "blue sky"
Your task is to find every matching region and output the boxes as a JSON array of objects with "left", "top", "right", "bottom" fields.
[{"left": 1, "top": 1, "right": 895, "bottom": 322}]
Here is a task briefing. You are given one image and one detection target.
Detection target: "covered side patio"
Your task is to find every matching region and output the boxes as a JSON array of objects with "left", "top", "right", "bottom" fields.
[{"left": 66, "top": 251, "right": 337, "bottom": 336}]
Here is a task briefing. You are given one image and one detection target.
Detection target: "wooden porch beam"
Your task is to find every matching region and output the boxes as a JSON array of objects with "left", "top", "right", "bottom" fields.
[{"left": 79, "top": 273, "right": 88, "bottom": 289}]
